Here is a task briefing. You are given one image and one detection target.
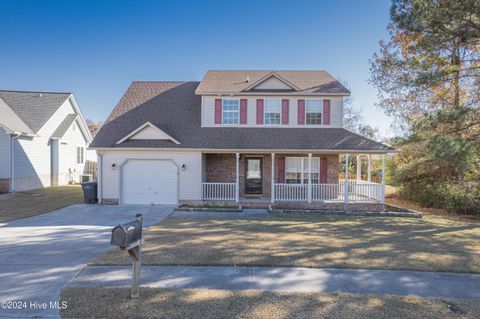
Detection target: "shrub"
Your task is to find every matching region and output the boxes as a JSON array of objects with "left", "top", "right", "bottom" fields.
[{"left": 438, "top": 184, "right": 480, "bottom": 215}]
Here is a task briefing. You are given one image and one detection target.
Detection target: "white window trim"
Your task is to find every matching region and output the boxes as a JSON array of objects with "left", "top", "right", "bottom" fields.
[
  {"left": 221, "top": 98, "right": 240, "bottom": 125},
  {"left": 264, "top": 99, "right": 282, "bottom": 125},
  {"left": 76, "top": 145, "right": 85, "bottom": 165},
  {"left": 305, "top": 99, "right": 323, "bottom": 125},
  {"left": 285, "top": 157, "right": 320, "bottom": 184}
]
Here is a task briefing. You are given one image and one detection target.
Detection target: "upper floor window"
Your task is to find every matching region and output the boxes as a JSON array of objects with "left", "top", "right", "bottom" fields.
[
  {"left": 76, "top": 146, "right": 84, "bottom": 164},
  {"left": 222, "top": 99, "right": 239, "bottom": 124},
  {"left": 285, "top": 157, "right": 320, "bottom": 184},
  {"left": 306, "top": 100, "right": 322, "bottom": 125},
  {"left": 264, "top": 99, "right": 281, "bottom": 125}
]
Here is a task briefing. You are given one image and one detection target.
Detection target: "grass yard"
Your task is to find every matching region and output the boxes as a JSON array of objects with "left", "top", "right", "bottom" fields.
[
  {"left": 0, "top": 185, "right": 83, "bottom": 223},
  {"left": 94, "top": 213, "right": 480, "bottom": 273},
  {"left": 60, "top": 287, "right": 480, "bottom": 319}
]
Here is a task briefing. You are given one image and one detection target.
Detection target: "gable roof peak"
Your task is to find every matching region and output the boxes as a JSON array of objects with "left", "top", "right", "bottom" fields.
[{"left": 196, "top": 70, "right": 350, "bottom": 95}]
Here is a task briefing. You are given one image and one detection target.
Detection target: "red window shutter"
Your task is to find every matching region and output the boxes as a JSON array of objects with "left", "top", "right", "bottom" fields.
[
  {"left": 214, "top": 99, "right": 222, "bottom": 124},
  {"left": 298, "top": 99, "right": 305, "bottom": 125},
  {"left": 282, "top": 99, "right": 289, "bottom": 125},
  {"left": 240, "top": 99, "right": 248, "bottom": 124},
  {"left": 256, "top": 99, "right": 264, "bottom": 124},
  {"left": 320, "top": 157, "right": 328, "bottom": 183},
  {"left": 278, "top": 157, "right": 286, "bottom": 183},
  {"left": 323, "top": 99, "right": 331, "bottom": 125}
]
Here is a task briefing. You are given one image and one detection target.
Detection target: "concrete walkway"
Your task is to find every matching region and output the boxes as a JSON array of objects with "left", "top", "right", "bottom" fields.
[
  {"left": 0, "top": 204, "right": 175, "bottom": 318},
  {"left": 70, "top": 265, "right": 480, "bottom": 299}
]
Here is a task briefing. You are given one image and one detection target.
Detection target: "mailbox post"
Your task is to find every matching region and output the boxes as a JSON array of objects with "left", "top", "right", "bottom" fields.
[{"left": 110, "top": 213, "right": 143, "bottom": 298}]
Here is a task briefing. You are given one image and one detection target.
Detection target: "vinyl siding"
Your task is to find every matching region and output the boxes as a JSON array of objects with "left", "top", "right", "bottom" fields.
[
  {"left": 0, "top": 128, "right": 11, "bottom": 178},
  {"left": 11, "top": 97, "right": 92, "bottom": 190},
  {"left": 100, "top": 150, "right": 202, "bottom": 201},
  {"left": 201, "top": 95, "right": 344, "bottom": 128},
  {"left": 58, "top": 120, "right": 90, "bottom": 185}
]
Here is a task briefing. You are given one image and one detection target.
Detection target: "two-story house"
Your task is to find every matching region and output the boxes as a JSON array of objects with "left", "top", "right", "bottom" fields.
[{"left": 90, "top": 70, "right": 394, "bottom": 210}]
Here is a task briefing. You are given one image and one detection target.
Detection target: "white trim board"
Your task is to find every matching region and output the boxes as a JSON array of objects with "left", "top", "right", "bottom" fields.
[{"left": 116, "top": 122, "right": 181, "bottom": 145}]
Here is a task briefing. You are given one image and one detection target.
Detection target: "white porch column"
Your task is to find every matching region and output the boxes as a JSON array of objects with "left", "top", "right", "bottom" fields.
[
  {"left": 344, "top": 154, "right": 349, "bottom": 203},
  {"left": 381, "top": 154, "right": 385, "bottom": 203},
  {"left": 367, "top": 154, "right": 372, "bottom": 183},
  {"left": 235, "top": 153, "right": 240, "bottom": 203},
  {"left": 356, "top": 155, "right": 361, "bottom": 181},
  {"left": 271, "top": 153, "right": 275, "bottom": 203},
  {"left": 307, "top": 153, "right": 312, "bottom": 204}
]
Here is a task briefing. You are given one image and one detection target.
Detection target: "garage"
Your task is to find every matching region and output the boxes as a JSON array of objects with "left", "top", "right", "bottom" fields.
[{"left": 121, "top": 159, "right": 178, "bottom": 205}]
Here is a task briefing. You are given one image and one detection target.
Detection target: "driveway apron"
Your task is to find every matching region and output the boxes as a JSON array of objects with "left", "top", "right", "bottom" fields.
[{"left": 0, "top": 204, "right": 174, "bottom": 318}]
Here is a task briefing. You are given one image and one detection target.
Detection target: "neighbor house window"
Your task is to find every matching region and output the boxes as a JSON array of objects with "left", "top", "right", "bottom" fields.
[
  {"left": 222, "top": 99, "right": 239, "bottom": 124},
  {"left": 285, "top": 157, "right": 320, "bottom": 184},
  {"left": 306, "top": 100, "right": 322, "bottom": 125},
  {"left": 264, "top": 99, "right": 281, "bottom": 125},
  {"left": 76, "top": 147, "right": 84, "bottom": 164}
]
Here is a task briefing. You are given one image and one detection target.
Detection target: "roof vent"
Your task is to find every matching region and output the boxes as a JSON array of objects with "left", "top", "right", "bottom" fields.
[
  {"left": 39, "top": 93, "right": 43, "bottom": 97},
  {"left": 246, "top": 76, "right": 250, "bottom": 83}
]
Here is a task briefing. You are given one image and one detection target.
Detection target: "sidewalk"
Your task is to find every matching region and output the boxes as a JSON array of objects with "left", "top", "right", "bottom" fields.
[{"left": 70, "top": 265, "right": 480, "bottom": 299}]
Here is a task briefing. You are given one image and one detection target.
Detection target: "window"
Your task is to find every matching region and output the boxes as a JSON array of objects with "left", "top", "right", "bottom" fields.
[
  {"left": 76, "top": 147, "right": 84, "bottom": 164},
  {"left": 222, "top": 99, "right": 239, "bottom": 124},
  {"left": 264, "top": 99, "right": 281, "bottom": 125},
  {"left": 285, "top": 157, "right": 320, "bottom": 184},
  {"left": 306, "top": 100, "right": 322, "bottom": 125}
]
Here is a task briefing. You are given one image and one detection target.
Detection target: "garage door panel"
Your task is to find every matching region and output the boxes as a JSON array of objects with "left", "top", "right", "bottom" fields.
[{"left": 122, "top": 160, "right": 178, "bottom": 204}]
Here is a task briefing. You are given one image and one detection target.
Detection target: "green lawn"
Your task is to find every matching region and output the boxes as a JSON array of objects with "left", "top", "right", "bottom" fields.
[
  {"left": 61, "top": 288, "right": 480, "bottom": 319},
  {"left": 0, "top": 186, "right": 83, "bottom": 222},
  {"left": 94, "top": 213, "right": 480, "bottom": 273}
]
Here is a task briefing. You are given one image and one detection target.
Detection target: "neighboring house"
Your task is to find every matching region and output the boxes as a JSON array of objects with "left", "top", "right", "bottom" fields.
[
  {"left": 0, "top": 90, "right": 95, "bottom": 192},
  {"left": 90, "top": 70, "right": 394, "bottom": 210}
]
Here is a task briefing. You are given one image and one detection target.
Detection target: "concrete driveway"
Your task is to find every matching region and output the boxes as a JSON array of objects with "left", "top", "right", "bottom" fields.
[{"left": 0, "top": 204, "right": 174, "bottom": 318}]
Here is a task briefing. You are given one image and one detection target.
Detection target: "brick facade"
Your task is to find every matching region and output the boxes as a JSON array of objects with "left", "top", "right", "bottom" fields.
[
  {"left": 0, "top": 179, "right": 10, "bottom": 193},
  {"left": 205, "top": 153, "right": 340, "bottom": 199}
]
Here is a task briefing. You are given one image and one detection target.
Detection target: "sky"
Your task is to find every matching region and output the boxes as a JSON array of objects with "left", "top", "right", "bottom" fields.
[{"left": 0, "top": 0, "right": 395, "bottom": 137}]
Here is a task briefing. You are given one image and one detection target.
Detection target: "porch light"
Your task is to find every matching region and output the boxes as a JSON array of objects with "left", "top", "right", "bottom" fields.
[{"left": 181, "top": 164, "right": 186, "bottom": 171}]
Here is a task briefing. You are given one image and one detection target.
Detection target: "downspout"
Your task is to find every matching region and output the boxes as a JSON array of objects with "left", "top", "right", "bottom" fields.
[
  {"left": 97, "top": 152, "right": 103, "bottom": 203},
  {"left": 10, "top": 133, "right": 21, "bottom": 192}
]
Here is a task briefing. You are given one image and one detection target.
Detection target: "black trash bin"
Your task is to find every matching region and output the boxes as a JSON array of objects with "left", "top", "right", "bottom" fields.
[{"left": 81, "top": 181, "right": 98, "bottom": 204}]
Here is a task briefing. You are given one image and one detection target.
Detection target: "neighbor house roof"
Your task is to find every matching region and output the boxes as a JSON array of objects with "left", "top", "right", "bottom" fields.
[
  {"left": 51, "top": 114, "right": 78, "bottom": 139},
  {"left": 195, "top": 70, "right": 350, "bottom": 95},
  {"left": 0, "top": 96, "right": 33, "bottom": 134},
  {"left": 0, "top": 90, "right": 71, "bottom": 133},
  {"left": 91, "top": 81, "right": 392, "bottom": 153}
]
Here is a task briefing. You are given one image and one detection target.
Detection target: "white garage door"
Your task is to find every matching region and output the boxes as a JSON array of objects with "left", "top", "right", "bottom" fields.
[{"left": 121, "top": 160, "right": 178, "bottom": 205}]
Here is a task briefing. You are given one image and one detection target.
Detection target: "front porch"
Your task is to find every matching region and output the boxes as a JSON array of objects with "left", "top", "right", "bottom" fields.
[{"left": 199, "top": 152, "right": 386, "bottom": 209}]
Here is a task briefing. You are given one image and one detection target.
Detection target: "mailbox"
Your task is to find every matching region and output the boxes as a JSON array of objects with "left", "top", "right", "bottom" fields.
[
  {"left": 110, "top": 213, "right": 143, "bottom": 299},
  {"left": 111, "top": 214, "right": 143, "bottom": 250}
]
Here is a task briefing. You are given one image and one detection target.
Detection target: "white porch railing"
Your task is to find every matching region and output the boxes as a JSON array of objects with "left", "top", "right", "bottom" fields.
[
  {"left": 312, "top": 184, "right": 342, "bottom": 201},
  {"left": 202, "top": 182, "right": 236, "bottom": 200},
  {"left": 274, "top": 180, "right": 383, "bottom": 202},
  {"left": 274, "top": 184, "right": 308, "bottom": 201}
]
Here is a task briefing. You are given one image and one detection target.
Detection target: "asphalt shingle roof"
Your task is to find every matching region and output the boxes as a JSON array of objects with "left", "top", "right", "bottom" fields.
[
  {"left": 195, "top": 70, "right": 351, "bottom": 95},
  {"left": 91, "top": 81, "right": 393, "bottom": 152},
  {"left": 51, "top": 114, "right": 77, "bottom": 138},
  {"left": 0, "top": 90, "right": 71, "bottom": 133}
]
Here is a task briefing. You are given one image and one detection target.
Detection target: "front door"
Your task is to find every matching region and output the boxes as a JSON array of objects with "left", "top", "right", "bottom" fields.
[{"left": 245, "top": 158, "right": 262, "bottom": 195}]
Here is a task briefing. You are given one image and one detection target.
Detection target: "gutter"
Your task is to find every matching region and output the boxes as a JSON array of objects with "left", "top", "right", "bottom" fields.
[{"left": 88, "top": 147, "right": 396, "bottom": 154}]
